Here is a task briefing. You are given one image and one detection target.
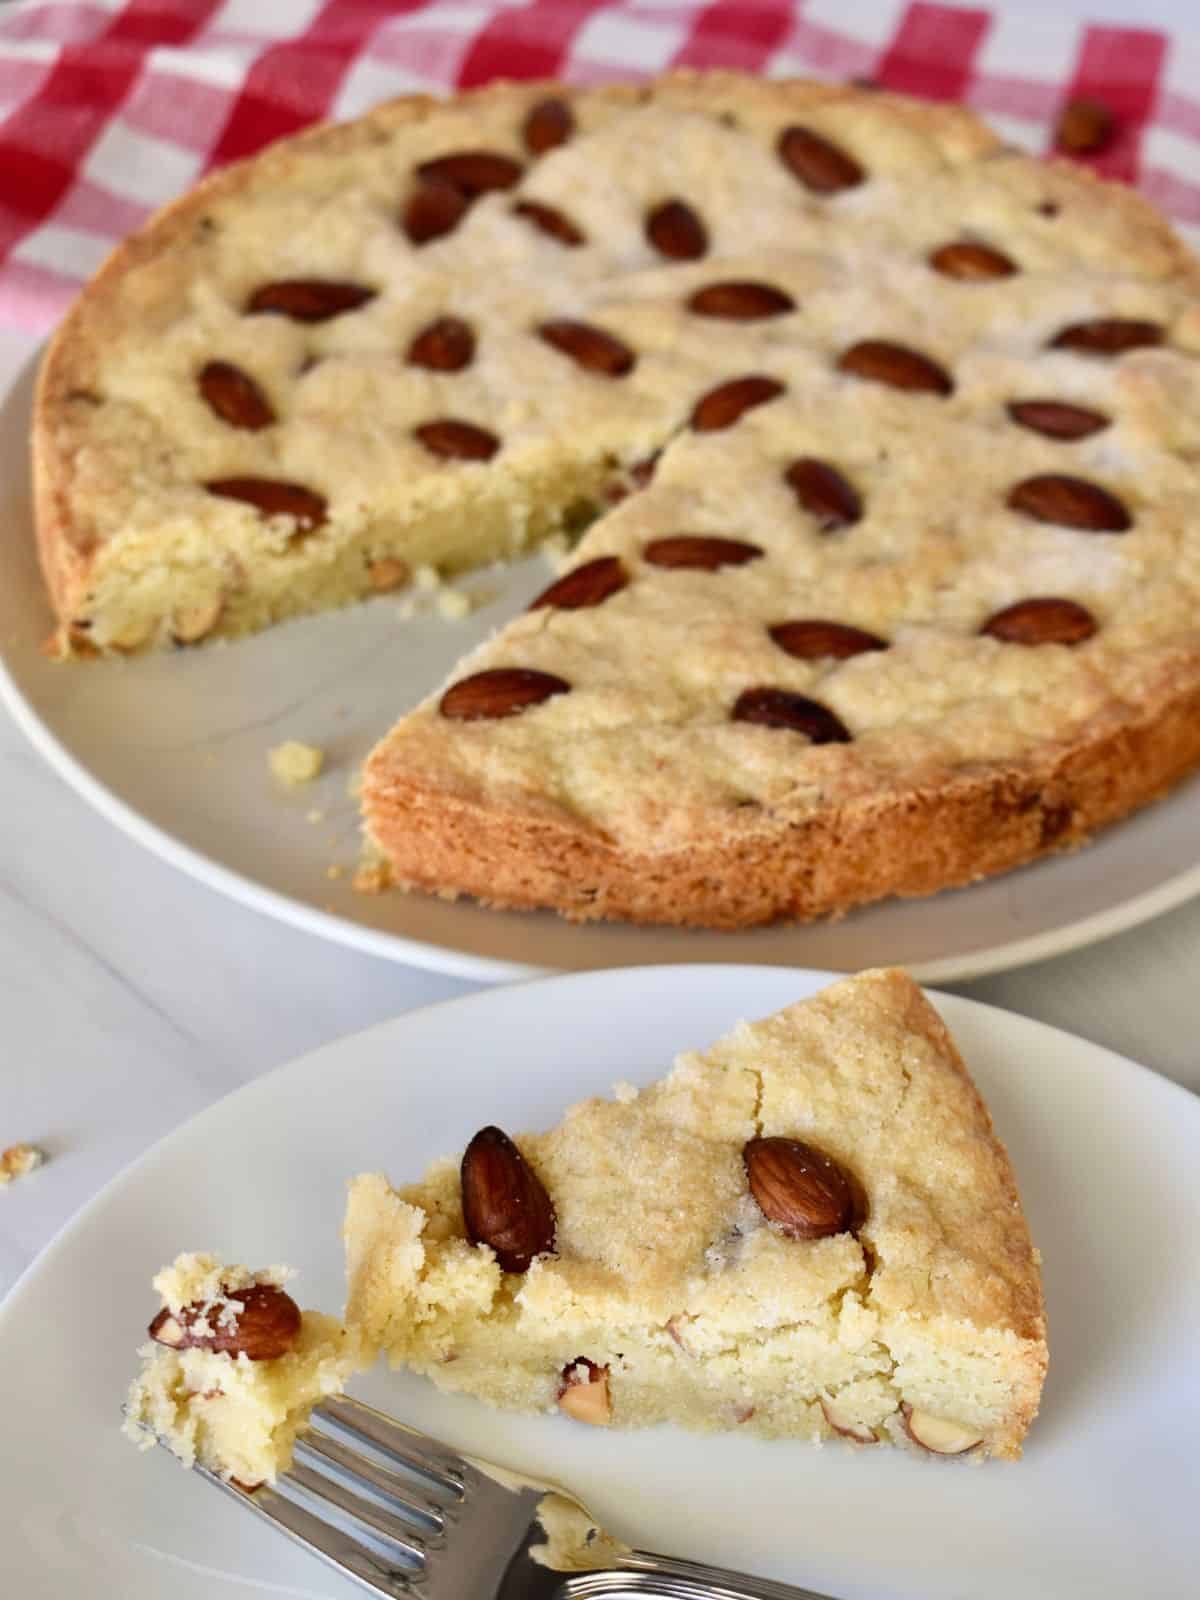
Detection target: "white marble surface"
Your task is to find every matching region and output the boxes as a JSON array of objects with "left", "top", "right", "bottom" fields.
[{"left": 5, "top": 25, "right": 1200, "bottom": 1304}]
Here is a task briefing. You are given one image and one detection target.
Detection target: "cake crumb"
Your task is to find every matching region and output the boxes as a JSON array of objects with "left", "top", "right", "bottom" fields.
[
  {"left": 414, "top": 564, "right": 440, "bottom": 592},
  {"left": 269, "top": 741, "right": 324, "bottom": 786},
  {"left": 1, "top": 1143, "right": 45, "bottom": 1186},
  {"left": 436, "top": 589, "right": 471, "bottom": 621},
  {"left": 306, "top": 809, "right": 326, "bottom": 824},
  {"left": 353, "top": 861, "right": 392, "bottom": 895},
  {"left": 612, "top": 1081, "right": 639, "bottom": 1104},
  {"left": 326, "top": 864, "right": 345, "bottom": 881}
]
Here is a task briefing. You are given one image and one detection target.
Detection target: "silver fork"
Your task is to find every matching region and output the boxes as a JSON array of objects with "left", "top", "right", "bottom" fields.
[{"left": 145, "top": 1392, "right": 839, "bottom": 1599}]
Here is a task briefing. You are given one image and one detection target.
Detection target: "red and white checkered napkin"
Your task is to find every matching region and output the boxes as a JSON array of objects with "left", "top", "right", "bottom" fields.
[{"left": 2, "top": 0, "right": 1199, "bottom": 335}]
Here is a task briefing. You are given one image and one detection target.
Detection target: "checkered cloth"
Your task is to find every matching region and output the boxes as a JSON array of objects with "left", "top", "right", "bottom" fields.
[{"left": 1, "top": 0, "right": 1197, "bottom": 334}]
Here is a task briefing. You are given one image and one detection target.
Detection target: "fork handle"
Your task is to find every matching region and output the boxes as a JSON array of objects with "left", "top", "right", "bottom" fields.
[{"left": 564, "top": 1549, "right": 838, "bottom": 1600}]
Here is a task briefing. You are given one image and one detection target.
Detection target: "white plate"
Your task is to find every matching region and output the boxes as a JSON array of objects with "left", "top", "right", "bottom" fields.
[
  {"left": 2, "top": 964, "right": 1198, "bottom": 1600},
  {"left": 4, "top": 350, "right": 1200, "bottom": 984}
]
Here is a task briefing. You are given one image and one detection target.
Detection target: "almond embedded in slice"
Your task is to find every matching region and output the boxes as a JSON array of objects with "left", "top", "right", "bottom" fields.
[
  {"left": 901, "top": 1403, "right": 983, "bottom": 1456},
  {"left": 929, "top": 241, "right": 1017, "bottom": 280},
  {"left": 732, "top": 688, "right": 851, "bottom": 743},
  {"left": 246, "top": 279, "right": 375, "bottom": 322},
  {"left": 1006, "top": 399, "right": 1109, "bottom": 440},
  {"left": 743, "top": 1136, "right": 856, "bottom": 1236},
  {"left": 529, "top": 556, "right": 628, "bottom": 611},
  {"left": 148, "top": 1283, "right": 301, "bottom": 1361},
  {"left": 1049, "top": 318, "right": 1163, "bottom": 356},
  {"left": 557, "top": 1359, "right": 612, "bottom": 1425},
  {"left": 644, "top": 535, "right": 763, "bottom": 571},
  {"left": 820, "top": 1396, "right": 878, "bottom": 1444},
  {"left": 980, "top": 597, "right": 1097, "bottom": 646},
  {"left": 512, "top": 200, "right": 585, "bottom": 246},
  {"left": 414, "top": 419, "right": 501, "bottom": 461},
  {"left": 460, "top": 1125, "right": 557, "bottom": 1270},
  {"left": 687, "top": 281, "right": 795, "bottom": 320},
  {"left": 403, "top": 181, "right": 469, "bottom": 245},
  {"left": 367, "top": 557, "right": 410, "bottom": 593},
  {"left": 205, "top": 477, "right": 327, "bottom": 533},
  {"left": 837, "top": 340, "right": 953, "bottom": 395},
  {"left": 769, "top": 619, "right": 887, "bottom": 659},
  {"left": 537, "top": 320, "right": 635, "bottom": 377},
  {"left": 198, "top": 361, "right": 275, "bottom": 429},
  {"left": 171, "top": 594, "right": 225, "bottom": 645},
  {"left": 784, "top": 458, "right": 862, "bottom": 530},
  {"left": 1006, "top": 474, "right": 1130, "bottom": 532},
  {"left": 406, "top": 316, "right": 476, "bottom": 372},
  {"left": 777, "top": 125, "right": 864, "bottom": 193},
  {"left": 523, "top": 96, "right": 574, "bottom": 155},
  {"left": 691, "top": 375, "right": 785, "bottom": 432},
  {"left": 440, "top": 668, "right": 570, "bottom": 721},
  {"left": 645, "top": 198, "right": 708, "bottom": 260}
]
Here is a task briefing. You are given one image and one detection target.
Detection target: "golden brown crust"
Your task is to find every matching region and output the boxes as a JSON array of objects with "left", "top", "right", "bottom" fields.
[{"left": 365, "top": 662, "right": 1200, "bottom": 928}]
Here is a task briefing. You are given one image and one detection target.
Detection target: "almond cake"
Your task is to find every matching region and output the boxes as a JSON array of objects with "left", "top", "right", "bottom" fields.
[
  {"left": 342, "top": 970, "right": 1046, "bottom": 1460},
  {"left": 127, "top": 973, "right": 1045, "bottom": 1478},
  {"left": 35, "top": 74, "right": 1200, "bottom": 926}
]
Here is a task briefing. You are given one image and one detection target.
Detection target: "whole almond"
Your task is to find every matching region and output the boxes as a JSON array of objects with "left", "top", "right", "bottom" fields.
[
  {"left": 837, "top": 340, "right": 954, "bottom": 395},
  {"left": 537, "top": 320, "right": 635, "bottom": 377},
  {"left": 1056, "top": 97, "right": 1115, "bottom": 155},
  {"left": 461, "top": 1125, "right": 556, "bottom": 1271},
  {"left": 1006, "top": 399, "right": 1109, "bottom": 440},
  {"left": 769, "top": 619, "right": 887, "bottom": 659},
  {"left": 644, "top": 535, "right": 763, "bottom": 571},
  {"left": 417, "top": 150, "right": 523, "bottom": 196},
  {"left": 198, "top": 361, "right": 275, "bottom": 430},
  {"left": 732, "top": 688, "right": 851, "bottom": 743},
  {"left": 929, "top": 241, "right": 1017, "bottom": 280},
  {"left": 981, "top": 596, "right": 1097, "bottom": 646},
  {"left": 1007, "top": 474, "right": 1130, "bottom": 531},
  {"left": 646, "top": 198, "right": 708, "bottom": 260},
  {"left": 415, "top": 419, "right": 501, "bottom": 461},
  {"left": 785, "top": 458, "right": 862, "bottom": 531},
  {"left": 777, "top": 125, "right": 865, "bottom": 194},
  {"left": 403, "top": 181, "right": 469, "bottom": 245},
  {"left": 148, "top": 1283, "right": 301, "bottom": 1361},
  {"left": 246, "top": 279, "right": 375, "bottom": 322},
  {"left": 529, "top": 555, "right": 628, "bottom": 611},
  {"left": 743, "top": 1136, "right": 856, "bottom": 1238},
  {"left": 524, "top": 96, "right": 574, "bottom": 155},
  {"left": 512, "top": 200, "right": 585, "bottom": 246},
  {"left": 440, "top": 667, "right": 570, "bottom": 720},
  {"left": 205, "top": 477, "right": 327, "bottom": 532},
  {"left": 687, "top": 281, "right": 795, "bottom": 320},
  {"left": 1049, "top": 319, "right": 1163, "bottom": 356},
  {"left": 691, "top": 375, "right": 785, "bottom": 432},
  {"left": 406, "top": 316, "right": 476, "bottom": 371}
]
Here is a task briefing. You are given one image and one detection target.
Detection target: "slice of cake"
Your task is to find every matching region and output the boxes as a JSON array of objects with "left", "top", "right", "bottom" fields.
[
  {"left": 343, "top": 969, "right": 1046, "bottom": 1459},
  {"left": 123, "top": 1254, "right": 357, "bottom": 1487}
]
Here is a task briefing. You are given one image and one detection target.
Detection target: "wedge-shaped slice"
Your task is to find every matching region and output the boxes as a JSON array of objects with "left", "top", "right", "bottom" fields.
[
  {"left": 343, "top": 969, "right": 1047, "bottom": 1460},
  {"left": 124, "top": 1254, "right": 358, "bottom": 1486}
]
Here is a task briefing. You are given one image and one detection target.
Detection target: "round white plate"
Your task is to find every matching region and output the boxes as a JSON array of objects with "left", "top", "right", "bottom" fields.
[
  {"left": 2, "top": 965, "right": 1198, "bottom": 1600},
  {"left": 4, "top": 351, "right": 1200, "bottom": 984}
]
